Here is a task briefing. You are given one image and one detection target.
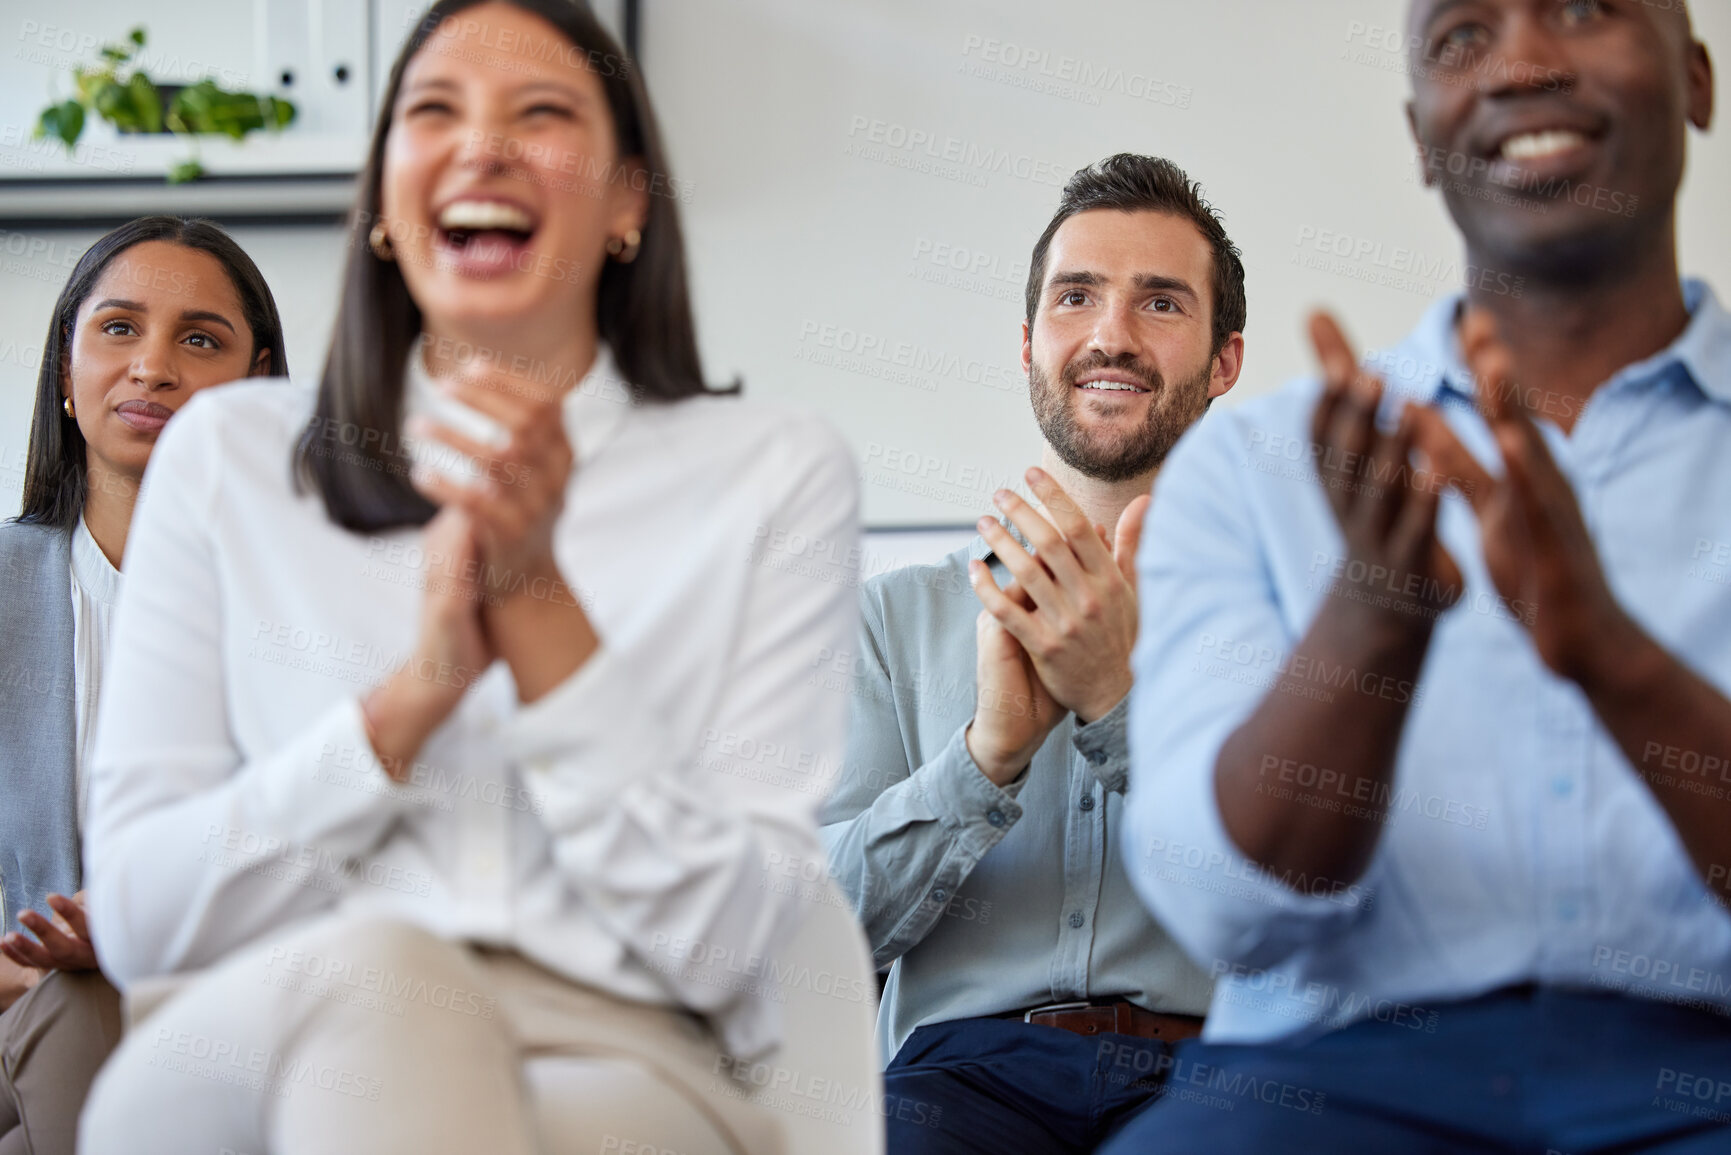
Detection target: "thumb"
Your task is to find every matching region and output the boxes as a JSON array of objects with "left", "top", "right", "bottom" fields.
[{"left": 1114, "top": 495, "right": 1151, "bottom": 584}]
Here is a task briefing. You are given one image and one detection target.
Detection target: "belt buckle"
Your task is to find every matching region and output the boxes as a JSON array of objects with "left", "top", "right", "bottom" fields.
[{"left": 1022, "top": 1000, "right": 1092, "bottom": 1023}]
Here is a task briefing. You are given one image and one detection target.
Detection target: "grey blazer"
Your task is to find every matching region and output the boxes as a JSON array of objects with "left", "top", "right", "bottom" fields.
[{"left": 0, "top": 521, "right": 80, "bottom": 934}]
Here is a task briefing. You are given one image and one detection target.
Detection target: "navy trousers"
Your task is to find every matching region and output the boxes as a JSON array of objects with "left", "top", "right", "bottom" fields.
[
  {"left": 882, "top": 1016, "right": 1180, "bottom": 1153},
  {"left": 1098, "top": 987, "right": 1731, "bottom": 1154}
]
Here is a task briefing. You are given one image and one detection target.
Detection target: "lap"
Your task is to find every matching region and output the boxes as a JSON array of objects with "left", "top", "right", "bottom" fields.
[
  {"left": 83, "top": 914, "right": 755, "bottom": 1155},
  {"left": 1101, "top": 988, "right": 1731, "bottom": 1155},
  {"left": 884, "top": 1016, "right": 1175, "bottom": 1155}
]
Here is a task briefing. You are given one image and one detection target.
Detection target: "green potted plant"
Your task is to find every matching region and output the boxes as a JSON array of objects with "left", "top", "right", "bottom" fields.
[{"left": 35, "top": 27, "right": 296, "bottom": 184}]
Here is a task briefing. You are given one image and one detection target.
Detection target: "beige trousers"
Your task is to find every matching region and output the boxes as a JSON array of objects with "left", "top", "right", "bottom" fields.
[
  {"left": 78, "top": 916, "right": 782, "bottom": 1155},
  {"left": 0, "top": 970, "right": 123, "bottom": 1155}
]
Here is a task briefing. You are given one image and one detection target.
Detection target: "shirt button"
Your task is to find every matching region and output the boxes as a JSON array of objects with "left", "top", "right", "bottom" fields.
[
  {"left": 987, "top": 810, "right": 1006, "bottom": 827},
  {"left": 932, "top": 888, "right": 948, "bottom": 904},
  {"left": 1068, "top": 911, "right": 1085, "bottom": 929},
  {"left": 1080, "top": 795, "right": 1096, "bottom": 812}
]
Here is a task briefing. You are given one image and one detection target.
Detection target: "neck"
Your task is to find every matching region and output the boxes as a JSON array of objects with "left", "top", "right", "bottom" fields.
[
  {"left": 419, "top": 312, "right": 601, "bottom": 395},
  {"left": 1463, "top": 229, "right": 1689, "bottom": 434},
  {"left": 1038, "top": 445, "right": 1154, "bottom": 535},
  {"left": 82, "top": 460, "right": 139, "bottom": 568}
]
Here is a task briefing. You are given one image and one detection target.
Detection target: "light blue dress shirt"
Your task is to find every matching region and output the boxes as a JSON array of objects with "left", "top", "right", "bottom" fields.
[{"left": 1126, "top": 280, "right": 1731, "bottom": 1044}]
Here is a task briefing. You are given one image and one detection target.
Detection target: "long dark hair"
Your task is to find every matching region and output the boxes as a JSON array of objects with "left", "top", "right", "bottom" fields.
[
  {"left": 296, "top": 0, "right": 726, "bottom": 532},
  {"left": 16, "top": 216, "right": 290, "bottom": 531}
]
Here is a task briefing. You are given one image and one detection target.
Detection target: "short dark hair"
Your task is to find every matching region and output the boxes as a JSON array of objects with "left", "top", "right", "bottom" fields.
[
  {"left": 17, "top": 216, "right": 289, "bottom": 531},
  {"left": 296, "top": 0, "right": 727, "bottom": 533},
  {"left": 1025, "top": 153, "right": 1247, "bottom": 357}
]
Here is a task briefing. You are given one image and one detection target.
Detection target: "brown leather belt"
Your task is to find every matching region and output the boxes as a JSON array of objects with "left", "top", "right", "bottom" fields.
[{"left": 1004, "top": 1000, "right": 1205, "bottom": 1042}]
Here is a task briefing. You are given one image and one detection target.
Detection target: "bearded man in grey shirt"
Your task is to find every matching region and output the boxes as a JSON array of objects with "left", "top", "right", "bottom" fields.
[{"left": 821, "top": 153, "right": 1247, "bottom": 1154}]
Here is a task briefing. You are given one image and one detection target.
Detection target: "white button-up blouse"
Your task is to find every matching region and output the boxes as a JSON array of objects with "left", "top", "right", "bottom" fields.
[{"left": 84, "top": 348, "right": 859, "bottom": 1060}]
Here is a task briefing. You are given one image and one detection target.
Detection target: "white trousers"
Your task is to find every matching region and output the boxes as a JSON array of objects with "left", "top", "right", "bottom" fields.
[{"left": 78, "top": 915, "right": 782, "bottom": 1155}]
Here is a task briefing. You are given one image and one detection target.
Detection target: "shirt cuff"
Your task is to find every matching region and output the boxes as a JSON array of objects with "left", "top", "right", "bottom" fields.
[
  {"left": 919, "top": 725, "right": 1025, "bottom": 854},
  {"left": 1073, "top": 694, "right": 1130, "bottom": 794}
]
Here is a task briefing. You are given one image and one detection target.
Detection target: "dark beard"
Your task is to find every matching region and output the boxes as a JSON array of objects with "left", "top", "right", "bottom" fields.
[{"left": 1029, "top": 350, "right": 1213, "bottom": 483}]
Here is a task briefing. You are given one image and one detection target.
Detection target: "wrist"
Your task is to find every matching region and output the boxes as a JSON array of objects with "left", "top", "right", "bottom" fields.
[
  {"left": 965, "top": 721, "right": 1034, "bottom": 787},
  {"left": 363, "top": 676, "right": 452, "bottom": 779},
  {"left": 1075, "top": 678, "right": 1131, "bottom": 726},
  {"left": 1572, "top": 609, "right": 1662, "bottom": 703}
]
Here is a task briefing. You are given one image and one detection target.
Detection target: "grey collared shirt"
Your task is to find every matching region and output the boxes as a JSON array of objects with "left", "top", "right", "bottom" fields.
[{"left": 819, "top": 535, "right": 1212, "bottom": 1062}]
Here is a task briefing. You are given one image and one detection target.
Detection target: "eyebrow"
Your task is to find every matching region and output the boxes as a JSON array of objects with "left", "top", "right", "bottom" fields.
[
  {"left": 1047, "top": 271, "right": 1200, "bottom": 301},
  {"left": 89, "top": 299, "right": 238, "bottom": 334},
  {"left": 1413, "top": 0, "right": 1477, "bottom": 33}
]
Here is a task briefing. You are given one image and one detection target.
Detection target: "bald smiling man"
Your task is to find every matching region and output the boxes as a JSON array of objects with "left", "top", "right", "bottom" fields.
[{"left": 1106, "top": 1, "right": 1731, "bottom": 1152}]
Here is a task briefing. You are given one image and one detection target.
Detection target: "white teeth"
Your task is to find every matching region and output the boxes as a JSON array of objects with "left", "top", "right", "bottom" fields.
[
  {"left": 437, "top": 200, "right": 535, "bottom": 233},
  {"left": 1500, "top": 130, "right": 1587, "bottom": 163},
  {"left": 1078, "top": 380, "right": 1141, "bottom": 392}
]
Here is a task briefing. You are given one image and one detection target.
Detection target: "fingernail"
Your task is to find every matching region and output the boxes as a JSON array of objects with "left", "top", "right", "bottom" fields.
[
  {"left": 992, "top": 490, "right": 1012, "bottom": 509},
  {"left": 977, "top": 516, "right": 995, "bottom": 533},
  {"left": 1026, "top": 467, "right": 1045, "bottom": 483}
]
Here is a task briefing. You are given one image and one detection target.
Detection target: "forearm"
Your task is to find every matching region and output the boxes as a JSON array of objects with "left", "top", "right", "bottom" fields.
[
  {"left": 1214, "top": 597, "right": 1434, "bottom": 885},
  {"left": 1579, "top": 619, "right": 1731, "bottom": 893},
  {"left": 485, "top": 566, "right": 597, "bottom": 704},
  {"left": 823, "top": 725, "right": 1021, "bottom": 966}
]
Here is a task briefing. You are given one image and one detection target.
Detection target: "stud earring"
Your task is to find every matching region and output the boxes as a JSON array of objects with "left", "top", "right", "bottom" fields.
[
  {"left": 63, "top": 396, "right": 75, "bottom": 420},
  {"left": 605, "top": 228, "right": 642, "bottom": 264},
  {"left": 369, "top": 221, "right": 396, "bottom": 262}
]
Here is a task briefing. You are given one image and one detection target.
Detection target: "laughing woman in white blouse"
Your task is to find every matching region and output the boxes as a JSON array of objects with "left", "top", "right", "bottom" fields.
[
  {"left": 0, "top": 216, "right": 286, "bottom": 1155},
  {"left": 77, "top": 3, "right": 857, "bottom": 1154}
]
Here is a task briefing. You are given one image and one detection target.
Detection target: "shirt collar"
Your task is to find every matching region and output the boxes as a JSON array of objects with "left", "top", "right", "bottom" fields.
[
  {"left": 70, "top": 515, "right": 122, "bottom": 605},
  {"left": 1365, "top": 278, "right": 1731, "bottom": 411},
  {"left": 973, "top": 517, "right": 1032, "bottom": 567}
]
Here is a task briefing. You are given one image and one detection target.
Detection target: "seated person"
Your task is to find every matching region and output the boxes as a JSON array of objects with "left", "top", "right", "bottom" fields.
[
  {"left": 76, "top": 3, "right": 856, "bottom": 1153},
  {"left": 823, "top": 153, "right": 1246, "bottom": 1155},
  {"left": 1109, "top": 3, "right": 1731, "bottom": 1151},
  {"left": 0, "top": 215, "right": 286, "bottom": 1155}
]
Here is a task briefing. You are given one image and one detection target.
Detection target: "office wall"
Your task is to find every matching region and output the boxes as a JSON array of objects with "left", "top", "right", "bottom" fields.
[{"left": 3, "top": 0, "right": 1727, "bottom": 534}]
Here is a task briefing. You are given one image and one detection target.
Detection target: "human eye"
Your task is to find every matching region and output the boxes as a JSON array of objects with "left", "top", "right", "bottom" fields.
[
  {"left": 1425, "top": 19, "right": 1492, "bottom": 61},
  {"left": 183, "top": 330, "right": 221, "bottom": 350},
  {"left": 1148, "top": 296, "right": 1180, "bottom": 314},
  {"left": 1056, "top": 289, "right": 1089, "bottom": 307},
  {"left": 99, "top": 319, "right": 136, "bottom": 337},
  {"left": 1558, "top": 0, "right": 1606, "bottom": 28}
]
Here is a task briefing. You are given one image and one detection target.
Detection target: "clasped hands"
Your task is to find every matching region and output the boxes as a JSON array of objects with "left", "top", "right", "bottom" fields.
[
  {"left": 1309, "top": 309, "right": 1638, "bottom": 687},
  {"left": 365, "top": 359, "right": 596, "bottom": 779},
  {"left": 964, "top": 468, "right": 1146, "bottom": 787}
]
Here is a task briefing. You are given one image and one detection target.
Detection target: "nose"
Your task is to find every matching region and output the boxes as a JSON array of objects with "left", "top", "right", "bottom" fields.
[
  {"left": 1088, "top": 298, "right": 1141, "bottom": 361},
  {"left": 129, "top": 331, "right": 181, "bottom": 392},
  {"left": 453, "top": 107, "right": 514, "bottom": 177}
]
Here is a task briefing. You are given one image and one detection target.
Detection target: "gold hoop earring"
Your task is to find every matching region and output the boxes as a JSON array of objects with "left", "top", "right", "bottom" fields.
[
  {"left": 63, "top": 396, "right": 75, "bottom": 420},
  {"left": 368, "top": 222, "right": 396, "bottom": 262},
  {"left": 606, "top": 228, "right": 642, "bottom": 264}
]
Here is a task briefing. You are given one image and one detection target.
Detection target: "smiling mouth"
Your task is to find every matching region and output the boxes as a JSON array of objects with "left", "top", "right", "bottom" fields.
[
  {"left": 1497, "top": 129, "right": 1592, "bottom": 164},
  {"left": 433, "top": 199, "right": 540, "bottom": 274},
  {"left": 1073, "top": 376, "right": 1151, "bottom": 394}
]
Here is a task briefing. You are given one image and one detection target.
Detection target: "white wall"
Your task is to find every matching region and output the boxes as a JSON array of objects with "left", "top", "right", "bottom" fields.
[{"left": 3, "top": 0, "right": 1729, "bottom": 529}]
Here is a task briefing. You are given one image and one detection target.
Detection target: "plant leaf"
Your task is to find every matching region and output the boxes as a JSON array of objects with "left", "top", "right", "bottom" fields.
[
  {"left": 129, "top": 27, "right": 146, "bottom": 47},
  {"left": 167, "top": 159, "right": 204, "bottom": 184},
  {"left": 128, "top": 72, "right": 162, "bottom": 133},
  {"left": 55, "top": 101, "right": 85, "bottom": 148}
]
